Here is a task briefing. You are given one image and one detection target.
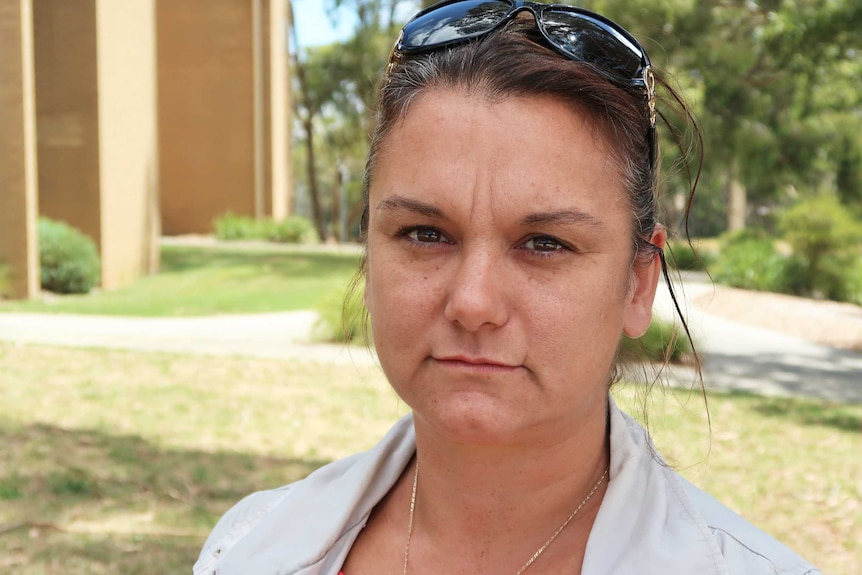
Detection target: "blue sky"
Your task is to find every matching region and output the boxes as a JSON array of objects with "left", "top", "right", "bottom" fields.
[{"left": 292, "top": 0, "right": 357, "bottom": 47}]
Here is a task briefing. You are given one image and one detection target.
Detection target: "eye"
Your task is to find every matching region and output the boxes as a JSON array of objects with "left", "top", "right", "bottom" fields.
[
  {"left": 399, "top": 226, "right": 452, "bottom": 245},
  {"left": 523, "top": 235, "right": 569, "bottom": 254}
]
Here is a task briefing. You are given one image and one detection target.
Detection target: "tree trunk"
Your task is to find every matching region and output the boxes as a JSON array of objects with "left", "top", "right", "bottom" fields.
[
  {"left": 301, "top": 117, "right": 326, "bottom": 241},
  {"left": 331, "top": 161, "right": 343, "bottom": 243},
  {"left": 727, "top": 157, "right": 747, "bottom": 232},
  {"left": 288, "top": 0, "right": 326, "bottom": 241}
]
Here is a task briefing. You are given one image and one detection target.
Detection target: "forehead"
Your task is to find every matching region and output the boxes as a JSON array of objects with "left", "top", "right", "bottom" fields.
[{"left": 370, "top": 88, "right": 629, "bottom": 219}]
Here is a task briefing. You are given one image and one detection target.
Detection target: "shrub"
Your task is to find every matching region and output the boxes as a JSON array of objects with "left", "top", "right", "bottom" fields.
[
  {"left": 311, "top": 281, "right": 369, "bottom": 345},
  {"left": 263, "top": 217, "right": 318, "bottom": 244},
  {"left": 711, "top": 231, "right": 787, "bottom": 292},
  {"left": 213, "top": 213, "right": 317, "bottom": 244},
  {"left": 778, "top": 195, "right": 862, "bottom": 301},
  {"left": 213, "top": 212, "right": 258, "bottom": 241},
  {"left": 848, "top": 259, "right": 862, "bottom": 306},
  {"left": 666, "top": 240, "right": 712, "bottom": 272},
  {"left": 618, "top": 318, "right": 692, "bottom": 364},
  {"left": 0, "top": 262, "right": 11, "bottom": 298},
  {"left": 38, "top": 218, "right": 101, "bottom": 294}
]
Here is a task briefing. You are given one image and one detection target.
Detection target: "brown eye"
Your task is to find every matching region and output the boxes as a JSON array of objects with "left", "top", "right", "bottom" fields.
[
  {"left": 402, "top": 227, "right": 452, "bottom": 244},
  {"left": 525, "top": 236, "right": 565, "bottom": 253}
]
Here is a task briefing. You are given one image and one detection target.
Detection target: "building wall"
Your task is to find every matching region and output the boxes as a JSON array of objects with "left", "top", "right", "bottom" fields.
[
  {"left": 95, "top": 0, "right": 159, "bottom": 289},
  {"left": 33, "top": 0, "right": 102, "bottom": 245},
  {"left": 4, "top": 0, "right": 286, "bottom": 298},
  {"left": 157, "top": 0, "right": 290, "bottom": 235},
  {"left": 0, "top": 0, "right": 39, "bottom": 299},
  {"left": 157, "top": 0, "right": 256, "bottom": 234},
  {"left": 32, "top": 0, "right": 158, "bottom": 292}
]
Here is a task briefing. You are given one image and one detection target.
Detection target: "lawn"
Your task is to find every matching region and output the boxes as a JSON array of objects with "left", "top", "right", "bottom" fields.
[
  {"left": 0, "top": 343, "right": 859, "bottom": 574},
  {"left": 0, "top": 244, "right": 362, "bottom": 316}
]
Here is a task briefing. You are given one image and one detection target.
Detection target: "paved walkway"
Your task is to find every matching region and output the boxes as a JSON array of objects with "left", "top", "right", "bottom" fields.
[
  {"left": 0, "top": 310, "right": 376, "bottom": 366},
  {"left": 0, "top": 275, "right": 859, "bottom": 403},
  {"left": 653, "top": 277, "right": 862, "bottom": 404}
]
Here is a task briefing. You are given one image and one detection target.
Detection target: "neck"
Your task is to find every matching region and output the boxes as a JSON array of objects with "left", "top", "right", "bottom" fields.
[{"left": 408, "top": 406, "right": 610, "bottom": 568}]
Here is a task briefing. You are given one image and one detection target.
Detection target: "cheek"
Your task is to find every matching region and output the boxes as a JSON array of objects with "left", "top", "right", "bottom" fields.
[
  {"left": 527, "top": 270, "right": 630, "bottom": 346},
  {"left": 366, "top": 258, "right": 439, "bottom": 335}
]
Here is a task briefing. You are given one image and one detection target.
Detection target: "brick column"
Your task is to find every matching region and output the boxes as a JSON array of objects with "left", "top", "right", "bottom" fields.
[
  {"left": 33, "top": 0, "right": 158, "bottom": 291},
  {"left": 0, "top": 0, "right": 39, "bottom": 300}
]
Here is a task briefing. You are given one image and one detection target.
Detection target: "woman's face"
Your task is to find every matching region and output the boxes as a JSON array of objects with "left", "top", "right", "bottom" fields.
[{"left": 365, "top": 89, "right": 664, "bottom": 445}]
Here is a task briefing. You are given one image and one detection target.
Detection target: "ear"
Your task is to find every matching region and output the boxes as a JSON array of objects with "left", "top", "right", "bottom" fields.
[{"left": 623, "top": 224, "right": 667, "bottom": 338}]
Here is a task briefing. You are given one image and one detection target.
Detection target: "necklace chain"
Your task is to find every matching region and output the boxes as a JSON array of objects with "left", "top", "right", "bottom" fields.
[{"left": 402, "top": 461, "right": 609, "bottom": 575}]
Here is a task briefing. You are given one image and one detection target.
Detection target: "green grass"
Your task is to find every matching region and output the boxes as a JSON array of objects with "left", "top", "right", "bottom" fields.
[
  {"left": 0, "top": 245, "right": 361, "bottom": 316},
  {"left": 0, "top": 343, "right": 858, "bottom": 574}
]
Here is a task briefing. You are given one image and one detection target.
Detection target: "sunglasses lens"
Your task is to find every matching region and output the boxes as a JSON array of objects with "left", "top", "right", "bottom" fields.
[
  {"left": 401, "top": 0, "right": 510, "bottom": 48},
  {"left": 541, "top": 10, "right": 642, "bottom": 79}
]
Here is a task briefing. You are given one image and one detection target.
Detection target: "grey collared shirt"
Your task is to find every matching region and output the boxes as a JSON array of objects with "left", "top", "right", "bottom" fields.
[{"left": 194, "top": 399, "right": 820, "bottom": 575}]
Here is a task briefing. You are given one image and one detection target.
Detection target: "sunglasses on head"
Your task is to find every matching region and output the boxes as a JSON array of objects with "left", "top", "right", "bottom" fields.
[{"left": 388, "top": 0, "right": 657, "bottom": 165}]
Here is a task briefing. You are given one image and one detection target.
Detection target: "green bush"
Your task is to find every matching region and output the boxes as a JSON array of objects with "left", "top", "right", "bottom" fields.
[
  {"left": 711, "top": 231, "right": 787, "bottom": 292},
  {"left": 848, "top": 259, "right": 862, "bottom": 306},
  {"left": 311, "top": 280, "right": 369, "bottom": 345},
  {"left": 0, "top": 262, "right": 11, "bottom": 298},
  {"left": 618, "top": 318, "right": 692, "bottom": 364},
  {"left": 213, "top": 213, "right": 317, "bottom": 244},
  {"left": 778, "top": 195, "right": 862, "bottom": 301},
  {"left": 213, "top": 212, "right": 259, "bottom": 241},
  {"left": 38, "top": 217, "right": 101, "bottom": 294},
  {"left": 666, "top": 240, "right": 712, "bottom": 271},
  {"left": 262, "top": 217, "right": 318, "bottom": 244}
]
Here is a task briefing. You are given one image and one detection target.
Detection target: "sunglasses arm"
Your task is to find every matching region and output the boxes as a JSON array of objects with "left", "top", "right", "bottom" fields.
[{"left": 386, "top": 31, "right": 405, "bottom": 77}]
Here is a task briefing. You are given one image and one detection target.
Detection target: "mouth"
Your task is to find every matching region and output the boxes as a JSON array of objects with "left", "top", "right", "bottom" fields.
[{"left": 432, "top": 355, "right": 521, "bottom": 372}]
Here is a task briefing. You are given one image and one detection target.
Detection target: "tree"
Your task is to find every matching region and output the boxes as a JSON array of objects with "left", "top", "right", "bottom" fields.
[
  {"left": 674, "top": 0, "right": 862, "bottom": 231},
  {"left": 593, "top": 0, "right": 862, "bottom": 233},
  {"left": 289, "top": 1, "right": 418, "bottom": 240},
  {"left": 293, "top": 0, "right": 862, "bottom": 240},
  {"left": 289, "top": 0, "right": 328, "bottom": 240}
]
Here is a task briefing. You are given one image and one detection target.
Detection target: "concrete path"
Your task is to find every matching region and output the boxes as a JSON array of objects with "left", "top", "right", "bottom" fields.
[
  {"left": 0, "top": 310, "right": 377, "bottom": 366},
  {"left": 653, "top": 276, "right": 862, "bottom": 404},
  {"left": 0, "top": 276, "right": 859, "bottom": 403}
]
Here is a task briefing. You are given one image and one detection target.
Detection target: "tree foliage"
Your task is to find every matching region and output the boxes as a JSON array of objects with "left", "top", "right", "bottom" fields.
[
  {"left": 291, "top": 0, "right": 862, "bottom": 240},
  {"left": 290, "top": 0, "right": 418, "bottom": 240}
]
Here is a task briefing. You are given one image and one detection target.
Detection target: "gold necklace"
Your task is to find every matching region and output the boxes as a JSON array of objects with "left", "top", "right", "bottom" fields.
[{"left": 402, "top": 462, "right": 609, "bottom": 575}]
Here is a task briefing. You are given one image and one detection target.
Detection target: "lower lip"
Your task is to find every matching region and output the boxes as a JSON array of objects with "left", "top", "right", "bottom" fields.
[{"left": 432, "top": 359, "right": 520, "bottom": 374}]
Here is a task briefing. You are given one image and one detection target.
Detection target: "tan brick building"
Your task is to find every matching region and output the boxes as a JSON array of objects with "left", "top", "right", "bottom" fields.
[
  {"left": 0, "top": 0, "right": 39, "bottom": 299},
  {"left": 0, "top": 0, "right": 291, "bottom": 298},
  {"left": 158, "top": 0, "right": 291, "bottom": 235}
]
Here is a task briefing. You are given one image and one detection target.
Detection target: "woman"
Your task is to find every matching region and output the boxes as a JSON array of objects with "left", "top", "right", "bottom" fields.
[{"left": 195, "top": 2, "right": 819, "bottom": 574}]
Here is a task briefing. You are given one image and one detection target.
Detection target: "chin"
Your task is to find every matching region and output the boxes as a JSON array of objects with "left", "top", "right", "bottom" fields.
[{"left": 413, "top": 397, "right": 534, "bottom": 446}]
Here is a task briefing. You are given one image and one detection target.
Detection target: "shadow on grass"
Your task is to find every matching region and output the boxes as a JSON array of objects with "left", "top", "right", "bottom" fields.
[
  {"left": 161, "top": 245, "right": 360, "bottom": 279},
  {"left": 2, "top": 530, "right": 204, "bottom": 575},
  {"left": 719, "top": 390, "right": 862, "bottom": 434},
  {"left": 0, "top": 420, "right": 329, "bottom": 574}
]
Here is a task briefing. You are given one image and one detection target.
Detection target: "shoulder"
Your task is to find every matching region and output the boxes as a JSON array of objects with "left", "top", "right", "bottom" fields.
[
  {"left": 196, "top": 484, "right": 295, "bottom": 568},
  {"left": 605, "top": 401, "right": 819, "bottom": 575},
  {"left": 194, "top": 415, "right": 416, "bottom": 575},
  {"left": 679, "top": 474, "right": 821, "bottom": 575},
  {"left": 193, "top": 452, "right": 369, "bottom": 575}
]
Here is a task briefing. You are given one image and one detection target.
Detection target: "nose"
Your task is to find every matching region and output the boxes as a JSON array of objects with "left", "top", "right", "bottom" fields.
[{"left": 443, "top": 246, "right": 510, "bottom": 332}]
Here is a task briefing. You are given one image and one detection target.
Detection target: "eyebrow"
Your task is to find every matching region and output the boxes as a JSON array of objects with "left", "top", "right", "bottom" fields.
[
  {"left": 520, "top": 209, "right": 605, "bottom": 229},
  {"left": 375, "top": 195, "right": 444, "bottom": 218},
  {"left": 375, "top": 195, "right": 605, "bottom": 229}
]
